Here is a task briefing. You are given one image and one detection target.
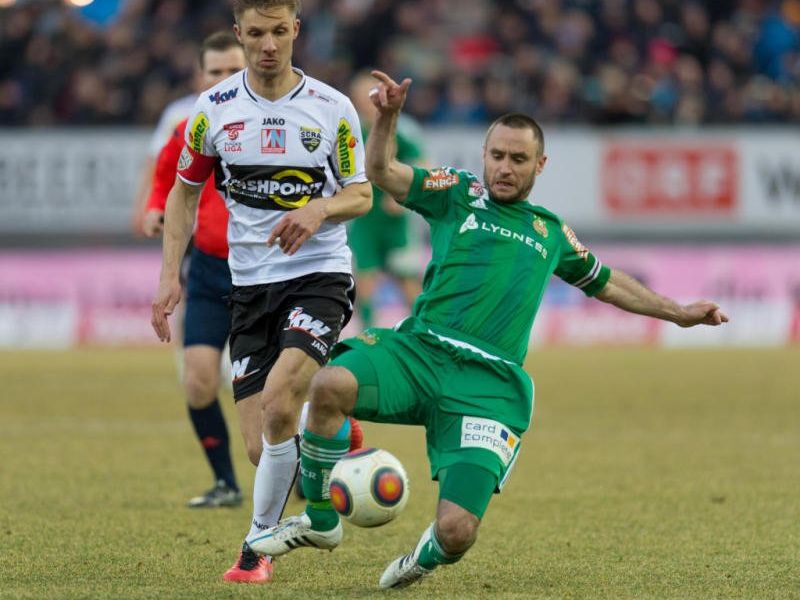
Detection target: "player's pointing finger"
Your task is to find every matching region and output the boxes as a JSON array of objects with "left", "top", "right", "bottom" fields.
[{"left": 371, "top": 70, "right": 397, "bottom": 88}]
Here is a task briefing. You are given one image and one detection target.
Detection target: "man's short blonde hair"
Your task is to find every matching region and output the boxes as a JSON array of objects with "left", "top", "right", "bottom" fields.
[{"left": 232, "top": 0, "right": 301, "bottom": 20}]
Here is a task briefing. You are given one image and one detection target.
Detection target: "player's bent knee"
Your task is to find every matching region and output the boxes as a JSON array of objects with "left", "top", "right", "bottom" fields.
[
  {"left": 436, "top": 507, "right": 480, "bottom": 554},
  {"left": 184, "top": 375, "right": 218, "bottom": 408},
  {"left": 309, "top": 366, "right": 357, "bottom": 416}
]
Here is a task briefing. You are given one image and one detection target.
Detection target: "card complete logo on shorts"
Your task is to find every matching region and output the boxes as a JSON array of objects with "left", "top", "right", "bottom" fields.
[
  {"left": 460, "top": 416, "right": 519, "bottom": 466},
  {"left": 336, "top": 118, "right": 357, "bottom": 177}
]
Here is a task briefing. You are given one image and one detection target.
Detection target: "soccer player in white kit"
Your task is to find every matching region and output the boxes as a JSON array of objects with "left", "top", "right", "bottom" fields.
[{"left": 150, "top": 0, "right": 372, "bottom": 583}]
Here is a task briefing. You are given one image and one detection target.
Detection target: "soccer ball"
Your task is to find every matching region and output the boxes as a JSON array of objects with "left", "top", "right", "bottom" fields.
[{"left": 328, "top": 448, "right": 409, "bottom": 528}]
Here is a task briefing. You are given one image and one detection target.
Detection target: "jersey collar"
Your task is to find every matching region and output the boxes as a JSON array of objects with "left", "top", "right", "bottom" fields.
[{"left": 242, "top": 67, "right": 307, "bottom": 106}]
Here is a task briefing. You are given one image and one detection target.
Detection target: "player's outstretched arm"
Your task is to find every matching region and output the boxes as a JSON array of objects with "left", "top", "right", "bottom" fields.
[
  {"left": 595, "top": 269, "right": 729, "bottom": 328},
  {"left": 151, "top": 178, "right": 201, "bottom": 342},
  {"left": 365, "top": 70, "right": 415, "bottom": 203}
]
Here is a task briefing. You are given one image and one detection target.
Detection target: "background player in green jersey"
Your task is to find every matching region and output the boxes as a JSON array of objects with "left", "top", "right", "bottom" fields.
[
  {"left": 348, "top": 72, "right": 426, "bottom": 328},
  {"left": 245, "top": 71, "right": 729, "bottom": 589}
]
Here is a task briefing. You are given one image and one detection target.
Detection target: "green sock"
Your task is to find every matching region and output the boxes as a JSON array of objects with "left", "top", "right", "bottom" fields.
[
  {"left": 417, "top": 525, "right": 464, "bottom": 569},
  {"left": 300, "top": 428, "right": 350, "bottom": 531},
  {"left": 360, "top": 301, "right": 374, "bottom": 329}
]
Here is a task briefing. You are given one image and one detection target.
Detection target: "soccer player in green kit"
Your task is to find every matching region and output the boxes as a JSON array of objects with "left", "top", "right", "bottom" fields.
[{"left": 245, "top": 71, "right": 730, "bottom": 589}]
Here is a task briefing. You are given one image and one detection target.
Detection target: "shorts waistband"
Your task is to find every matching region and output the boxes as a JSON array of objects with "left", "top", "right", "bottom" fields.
[{"left": 429, "top": 330, "right": 513, "bottom": 364}]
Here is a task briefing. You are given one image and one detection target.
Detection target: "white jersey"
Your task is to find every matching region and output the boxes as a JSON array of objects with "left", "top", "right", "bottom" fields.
[
  {"left": 148, "top": 94, "right": 196, "bottom": 157},
  {"left": 177, "top": 68, "right": 367, "bottom": 286}
]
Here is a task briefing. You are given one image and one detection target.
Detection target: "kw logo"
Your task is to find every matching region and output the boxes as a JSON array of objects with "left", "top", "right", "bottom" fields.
[
  {"left": 231, "top": 356, "right": 260, "bottom": 382},
  {"left": 286, "top": 308, "right": 331, "bottom": 338},
  {"left": 208, "top": 87, "right": 238, "bottom": 105}
]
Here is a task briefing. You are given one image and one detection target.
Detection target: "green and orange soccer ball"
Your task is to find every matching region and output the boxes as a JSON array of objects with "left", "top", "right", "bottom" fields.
[{"left": 329, "top": 448, "right": 409, "bottom": 527}]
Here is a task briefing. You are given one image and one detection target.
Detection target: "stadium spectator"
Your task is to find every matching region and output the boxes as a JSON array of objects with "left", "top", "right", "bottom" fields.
[{"left": 0, "top": 0, "right": 798, "bottom": 126}]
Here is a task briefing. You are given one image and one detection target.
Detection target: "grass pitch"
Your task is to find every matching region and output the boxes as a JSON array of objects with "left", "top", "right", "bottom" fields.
[{"left": 0, "top": 346, "right": 798, "bottom": 599}]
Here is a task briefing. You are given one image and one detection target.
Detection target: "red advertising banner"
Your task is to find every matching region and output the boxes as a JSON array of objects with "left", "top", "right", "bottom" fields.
[{"left": 602, "top": 144, "right": 738, "bottom": 216}]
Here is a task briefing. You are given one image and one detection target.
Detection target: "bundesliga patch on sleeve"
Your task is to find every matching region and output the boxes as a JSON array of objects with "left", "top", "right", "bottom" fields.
[
  {"left": 336, "top": 117, "right": 357, "bottom": 177},
  {"left": 422, "top": 168, "right": 459, "bottom": 191},
  {"left": 188, "top": 112, "right": 210, "bottom": 154},
  {"left": 460, "top": 416, "right": 519, "bottom": 466}
]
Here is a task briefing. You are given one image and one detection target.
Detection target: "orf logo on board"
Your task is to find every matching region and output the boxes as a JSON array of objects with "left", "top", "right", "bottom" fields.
[{"left": 261, "top": 128, "right": 287, "bottom": 154}]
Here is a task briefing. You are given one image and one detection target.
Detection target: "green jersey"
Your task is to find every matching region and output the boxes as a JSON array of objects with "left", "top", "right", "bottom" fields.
[{"left": 404, "top": 166, "right": 611, "bottom": 365}]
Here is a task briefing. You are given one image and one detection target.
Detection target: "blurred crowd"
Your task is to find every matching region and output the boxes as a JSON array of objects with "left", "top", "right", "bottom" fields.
[{"left": 1, "top": 0, "right": 799, "bottom": 127}]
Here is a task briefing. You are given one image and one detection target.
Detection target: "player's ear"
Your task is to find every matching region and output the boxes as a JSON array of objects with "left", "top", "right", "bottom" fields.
[
  {"left": 293, "top": 18, "right": 300, "bottom": 40},
  {"left": 233, "top": 22, "right": 242, "bottom": 44},
  {"left": 536, "top": 154, "right": 547, "bottom": 175}
]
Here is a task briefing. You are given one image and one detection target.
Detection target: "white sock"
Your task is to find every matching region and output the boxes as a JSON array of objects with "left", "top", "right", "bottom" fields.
[
  {"left": 298, "top": 401, "right": 310, "bottom": 434},
  {"left": 248, "top": 434, "right": 300, "bottom": 538}
]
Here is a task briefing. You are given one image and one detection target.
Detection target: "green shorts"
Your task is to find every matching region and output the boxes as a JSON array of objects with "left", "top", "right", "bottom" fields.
[{"left": 330, "top": 319, "right": 534, "bottom": 491}]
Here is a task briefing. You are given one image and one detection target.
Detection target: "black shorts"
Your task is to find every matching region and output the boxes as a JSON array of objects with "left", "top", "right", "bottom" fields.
[{"left": 228, "top": 272, "right": 355, "bottom": 401}]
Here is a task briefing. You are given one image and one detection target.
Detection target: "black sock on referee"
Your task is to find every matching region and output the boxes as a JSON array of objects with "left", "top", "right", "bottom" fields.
[{"left": 188, "top": 399, "right": 238, "bottom": 491}]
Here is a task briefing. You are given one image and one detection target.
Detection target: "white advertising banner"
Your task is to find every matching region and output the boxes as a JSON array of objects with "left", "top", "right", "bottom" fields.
[
  {"left": 0, "top": 127, "right": 797, "bottom": 235},
  {"left": 424, "top": 127, "right": 800, "bottom": 236}
]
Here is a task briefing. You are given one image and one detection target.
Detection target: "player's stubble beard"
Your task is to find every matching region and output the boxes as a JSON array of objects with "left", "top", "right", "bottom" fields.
[{"left": 484, "top": 168, "right": 537, "bottom": 205}]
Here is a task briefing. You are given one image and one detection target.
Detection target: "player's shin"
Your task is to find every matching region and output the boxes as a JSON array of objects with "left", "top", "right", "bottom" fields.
[
  {"left": 247, "top": 434, "right": 301, "bottom": 537},
  {"left": 300, "top": 418, "right": 351, "bottom": 531}
]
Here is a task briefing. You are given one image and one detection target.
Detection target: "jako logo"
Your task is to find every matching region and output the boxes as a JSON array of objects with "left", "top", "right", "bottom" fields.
[
  {"left": 286, "top": 307, "right": 331, "bottom": 338},
  {"left": 209, "top": 88, "right": 238, "bottom": 104}
]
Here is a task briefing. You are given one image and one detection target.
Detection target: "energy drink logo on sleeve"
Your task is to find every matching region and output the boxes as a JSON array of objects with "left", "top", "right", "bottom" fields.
[
  {"left": 189, "top": 112, "right": 210, "bottom": 154},
  {"left": 336, "top": 118, "right": 357, "bottom": 177},
  {"left": 423, "top": 168, "right": 460, "bottom": 190}
]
